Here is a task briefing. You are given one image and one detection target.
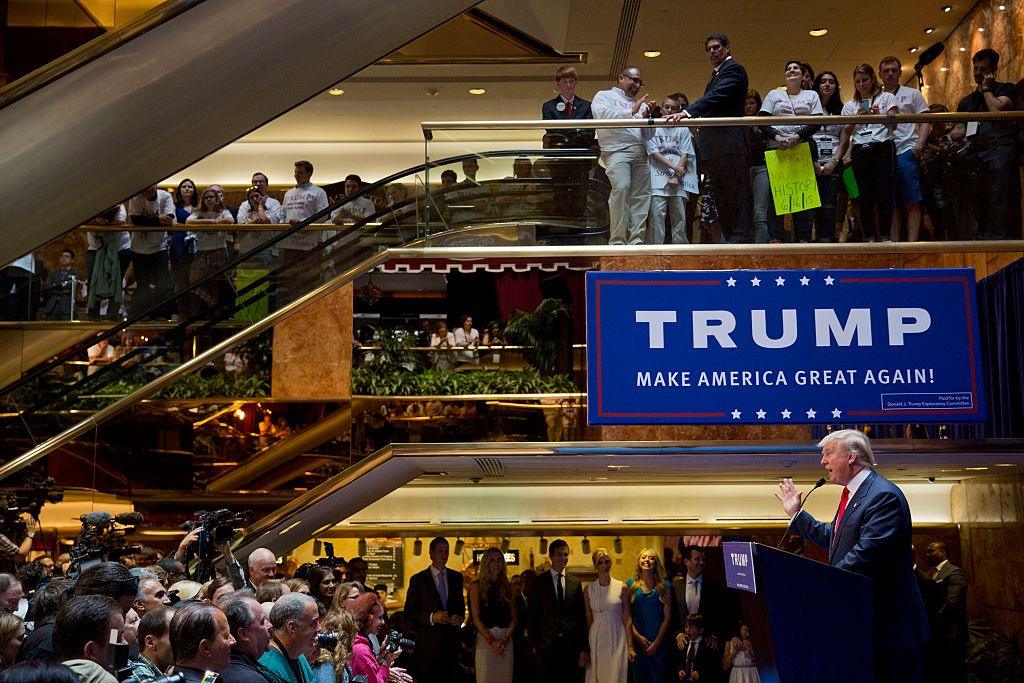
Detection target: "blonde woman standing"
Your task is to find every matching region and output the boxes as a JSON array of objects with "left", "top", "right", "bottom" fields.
[
  {"left": 626, "top": 548, "right": 671, "bottom": 683},
  {"left": 470, "top": 547, "right": 517, "bottom": 683},
  {"left": 584, "top": 548, "right": 631, "bottom": 683}
]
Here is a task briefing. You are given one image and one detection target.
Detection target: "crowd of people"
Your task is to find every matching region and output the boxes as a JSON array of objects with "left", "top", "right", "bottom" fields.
[{"left": 542, "top": 36, "right": 1022, "bottom": 245}]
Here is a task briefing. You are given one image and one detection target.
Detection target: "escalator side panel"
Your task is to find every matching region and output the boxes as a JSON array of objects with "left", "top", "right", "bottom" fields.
[{"left": 0, "top": 0, "right": 479, "bottom": 265}]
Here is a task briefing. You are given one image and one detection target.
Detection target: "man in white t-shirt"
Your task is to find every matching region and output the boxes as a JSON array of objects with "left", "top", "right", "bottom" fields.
[
  {"left": 646, "top": 96, "right": 697, "bottom": 244},
  {"left": 127, "top": 184, "right": 175, "bottom": 317},
  {"left": 331, "top": 174, "right": 376, "bottom": 226},
  {"left": 280, "top": 160, "right": 329, "bottom": 250},
  {"left": 880, "top": 56, "right": 930, "bottom": 243},
  {"left": 592, "top": 67, "right": 654, "bottom": 245}
]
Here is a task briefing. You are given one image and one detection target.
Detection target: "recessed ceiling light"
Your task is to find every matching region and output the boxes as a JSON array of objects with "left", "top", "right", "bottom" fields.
[
  {"left": 942, "top": 5, "right": 952, "bottom": 12},
  {"left": 965, "top": 466, "right": 989, "bottom": 471},
  {"left": 996, "top": 463, "right": 1017, "bottom": 467},
  {"left": 959, "top": 46, "right": 967, "bottom": 51},
  {"left": 924, "top": 26, "right": 935, "bottom": 34},
  {"left": 643, "top": 50, "right": 662, "bottom": 58},
  {"left": 940, "top": 67, "right": 949, "bottom": 72},
  {"left": 426, "top": 88, "right": 439, "bottom": 97},
  {"left": 809, "top": 28, "right": 828, "bottom": 37},
  {"left": 909, "top": 47, "right": 919, "bottom": 53},
  {"left": 978, "top": 27, "right": 985, "bottom": 32},
  {"left": 998, "top": 4, "right": 1006, "bottom": 9},
  {"left": 469, "top": 88, "right": 486, "bottom": 95},
  {"left": 328, "top": 88, "right": 344, "bottom": 96}
]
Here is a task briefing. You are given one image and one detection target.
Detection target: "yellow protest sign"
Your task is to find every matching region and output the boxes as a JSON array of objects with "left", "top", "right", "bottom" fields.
[{"left": 765, "top": 142, "right": 821, "bottom": 215}]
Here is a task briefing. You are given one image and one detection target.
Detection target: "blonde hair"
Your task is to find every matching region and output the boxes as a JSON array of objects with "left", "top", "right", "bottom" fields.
[
  {"left": 0, "top": 610, "right": 22, "bottom": 662},
  {"left": 476, "top": 547, "right": 514, "bottom": 608},
  {"left": 322, "top": 608, "right": 357, "bottom": 676},
  {"left": 632, "top": 548, "right": 668, "bottom": 603},
  {"left": 591, "top": 548, "right": 611, "bottom": 568}
]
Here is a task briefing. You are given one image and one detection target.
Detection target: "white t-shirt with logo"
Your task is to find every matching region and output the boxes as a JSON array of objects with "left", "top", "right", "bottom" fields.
[
  {"left": 592, "top": 86, "right": 650, "bottom": 151},
  {"left": 279, "top": 183, "right": 329, "bottom": 250},
  {"left": 236, "top": 198, "right": 283, "bottom": 254},
  {"left": 759, "top": 89, "right": 823, "bottom": 147},
  {"left": 186, "top": 210, "right": 234, "bottom": 251},
  {"left": 128, "top": 190, "right": 175, "bottom": 254},
  {"left": 887, "top": 85, "right": 930, "bottom": 155},
  {"left": 646, "top": 127, "right": 698, "bottom": 197},
  {"left": 87, "top": 204, "right": 130, "bottom": 251},
  {"left": 841, "top": 91, "right": 899, "bottom": 145},
  {"left": 330, "top": 197, "right": 376, "bottom": 224}
]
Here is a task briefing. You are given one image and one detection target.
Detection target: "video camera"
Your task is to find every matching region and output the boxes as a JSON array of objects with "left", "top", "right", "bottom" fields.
[
  {"left": 0, "top": 475, "right": 64, "bottom": 538},
  {"left": 315, "top": 541, "right": 343, "bottom": 569},
  {"left": 183, "top": 508, "right": 251, "bottom": 583},
  {"left": 68, "top": 510, "right": 144, "bottom": 577}
]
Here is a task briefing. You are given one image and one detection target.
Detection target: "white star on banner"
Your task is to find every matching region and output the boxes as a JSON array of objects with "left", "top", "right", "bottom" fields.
[
  {"left": 750, "top": 277, "right": 761, "bottom": 287},
  {"left": 726, "top": 277, "right": 736, "bottom": 287},
  {"left": 731, "top": 409, "right": 742, "bottom": 419},
  {"left": 799, "top": 276, "right": 810, "bottom": 286},
  {"left": 781, "top": 409, "right": 792, "bottom": 419},
  {"left": 832, "top": 408, "right": 842, "bottom": 418},
  {"left": 806, "top": 408, "right": 817, "bottom": 419},
  {"left": 775, "top": 276, "right": 785, "bottom": 287},
  {"left": 756, "top": 409, "right": 767, "bottom": 419},
  {"left": 824, "top": 276, "right": 835, "bottom": 286}
]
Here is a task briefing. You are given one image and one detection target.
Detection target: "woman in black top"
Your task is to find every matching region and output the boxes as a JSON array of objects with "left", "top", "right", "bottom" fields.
[{"left": 470, "top": 547, "right": 517, "bottom": 683}]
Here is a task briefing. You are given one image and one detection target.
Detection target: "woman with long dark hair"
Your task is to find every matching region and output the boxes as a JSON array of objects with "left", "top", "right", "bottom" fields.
[
  {"left": 171, "top": 179, "right": 200, "bottom": 309},
  {"left": 812, "top": 71, "right": 847, "bottom": 242},
  {"left": 307, "top": 566, "right": 338, "bottom": 613}
]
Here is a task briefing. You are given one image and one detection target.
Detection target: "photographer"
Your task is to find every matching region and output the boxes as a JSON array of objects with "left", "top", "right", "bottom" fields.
[
  {"left": 125, "top": 607, "right": 174, "bottom": 681},
  {"left": 72, "top": 563, "right": 138, "bottom": 616},
  {"left": 16, "top": 578, "right": 73, "bottom": 663},
  {"left": 321, "top": 609, "right": 356, "bottom": 683},
  {"left": 0, "top": 516, "right": 37, "bottom": 567},
  {"left": 221, "top": 595, "right": 276, "bottom": 682},
  {"left": 259, "top": 593, "right": 318, "bottom": 683},
  {"left": 168, "top": 603, "right": 234, "bottom": 682},
  {"left": 54, "top": 595, "right": 124, "bottom": 683},
  {"left": 349, "top": 594, "right": 400, "bottom": 683}
]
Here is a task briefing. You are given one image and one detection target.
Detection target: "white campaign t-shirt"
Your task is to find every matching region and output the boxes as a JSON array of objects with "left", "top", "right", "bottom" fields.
[
  {"left": 236, "top": 197, "right": 282, "bottom": 224},
  {"left": 87, "top": 204, "right": 130, "bottom": 251},
  {"left": 128, "top": 190, "right": 175, "bottom": 254},
  {"left": 279, "top": 183, "right": 329, "bottom": 250},
  {"left": 760, "top": 89, "right": 823, "bottom": 147},
  {"left": 186, "top": 210, "right": 234, "bottom": 251},
  {"left": 646, "top": 127, "right": 698, "bottom": 197},
  {"left": 236, "top": 198, "right": 283, "bottom": 254},
  {"left": 592, "top": 86, "right": 650, "bottom": 151},
  {"left": 841, "top": 91, "right": 899, "bottom": 145},
  {"left": 812, "top": 113, "right": 845, "bottom": 163},
  {"left": 887, "top": 85, "right": 930, "bottom": 155},
  {"left": 330, "top": 197, "right": 376, "bottom": 224}
]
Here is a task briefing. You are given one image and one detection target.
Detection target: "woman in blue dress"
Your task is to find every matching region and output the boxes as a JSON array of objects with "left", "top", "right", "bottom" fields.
[{"left": 625, "top": 547, "right": 672, "bottom": 683}]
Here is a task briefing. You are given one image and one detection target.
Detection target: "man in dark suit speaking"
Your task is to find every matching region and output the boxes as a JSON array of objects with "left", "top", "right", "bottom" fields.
[
  {"left": 404, "top": 537, "right": 465, "bottom": 683},
  {"left": 775, "top": 429, "right": 929, "bottom": 683},
  {"left": 666, "top": 32, "right": 753, "bottom": 243},
  {"left": 528, "top": 538, "right": 589, "bottom": 682}
]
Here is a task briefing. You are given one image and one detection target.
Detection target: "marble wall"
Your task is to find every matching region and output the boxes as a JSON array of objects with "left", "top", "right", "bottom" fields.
[
  {"left": 951, "top": 473, "right": 1024, "bottom": 634},
  {"left": 271, "top": 283, "right": 353, "bottom": 399},
  {"left": 921, "top": 0, "right": 1023, "bottom": 108}
]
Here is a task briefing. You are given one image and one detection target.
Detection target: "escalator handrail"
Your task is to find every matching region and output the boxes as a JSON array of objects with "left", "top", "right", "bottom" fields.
[
  {"left": 0, "top": 148, "right": 597, "bottom": 398},
  {"left": 0, "top": 1, "right": 207, "bottom": 111}
]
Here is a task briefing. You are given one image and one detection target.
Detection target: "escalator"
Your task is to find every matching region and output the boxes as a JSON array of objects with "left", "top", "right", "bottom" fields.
[
  {"left": 0, "top": 0, "right": 479, "bottom": 266},
  {"left": 0, "top": 147, "right": 603, "bottom": 481}
]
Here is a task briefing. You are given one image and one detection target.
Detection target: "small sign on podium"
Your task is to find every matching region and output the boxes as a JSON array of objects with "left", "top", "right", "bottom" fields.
[{"left": 723, "top": 541, "right": 757, "bottom": 593}]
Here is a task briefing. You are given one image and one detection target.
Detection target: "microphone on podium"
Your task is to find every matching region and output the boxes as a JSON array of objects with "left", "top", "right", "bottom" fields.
[{"left": 776, "top": 477, "right": 827, "bottom": 550}]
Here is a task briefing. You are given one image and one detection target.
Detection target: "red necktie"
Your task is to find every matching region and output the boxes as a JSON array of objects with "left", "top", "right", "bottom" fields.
[
  {"left": 566, "top": 99, "right": 574, "bottom": 117},
  {"left": 833, "top": 487, "right": 851, "bottom": 543}
]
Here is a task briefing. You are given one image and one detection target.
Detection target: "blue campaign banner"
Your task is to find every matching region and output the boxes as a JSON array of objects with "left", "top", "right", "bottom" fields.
[
  {"left": 586, "top": 268, "right": 986, "bottom": 425},
  {"left": 723, "top": 542, "right": 757, "bottom": 593}
]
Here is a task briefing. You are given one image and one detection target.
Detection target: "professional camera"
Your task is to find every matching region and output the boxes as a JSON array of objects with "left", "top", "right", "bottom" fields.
[
  {"left": 316, "top": 631, "right": 339, "bottom": 650},
  {"left": 0, "top": 475, "right": 64, "bottom": 538},
  {"left": 182, "top": 508, "right": 251, "bottom": 582},
  {"left": 315, "top": 541, "right": 343, "bottom": 569},
  {"left": 384, "top": 628, "right": 414, "bottom": 656},
  {"left": 68, "top": 510, "right": 144, "bottom": 577}
]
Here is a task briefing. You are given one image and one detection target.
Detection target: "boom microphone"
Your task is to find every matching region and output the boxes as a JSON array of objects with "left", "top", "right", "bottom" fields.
[
  {"left": 80, "top": 511, "right": 112, "bottom": 527},
  {"left": 914, "top": 42, "right": 945, "bottom": 70},
  {"left": 776, "top": 478, "right": 827, "bottom": 550},
  {"left": 115, "top": 512, "right": 145, "bottom": 526}
]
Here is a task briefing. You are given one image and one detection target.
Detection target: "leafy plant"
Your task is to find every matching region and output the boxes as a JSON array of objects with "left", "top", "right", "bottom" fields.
[
  {"left": 352, "top": 365, "right": 575, "bottom": 396},
  {"left": 367, "top": 326, "right": 421, "bottom": 375},
  {"left": 968, "top": 620, "right": 1024, "bottom": 683},
  {"left": 502, "top": 298, "right": 569, "bottom": 376}
]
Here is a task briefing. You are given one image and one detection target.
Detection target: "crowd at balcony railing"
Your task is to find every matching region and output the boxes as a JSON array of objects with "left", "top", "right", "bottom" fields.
[{"left": 539, "top": 36, "right": 1023, "bottom": 246}]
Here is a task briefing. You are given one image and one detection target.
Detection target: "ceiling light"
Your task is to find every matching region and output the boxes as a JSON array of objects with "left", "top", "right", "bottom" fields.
[
  {"left": 468, "top": 88, "right": 486, "bottom": 95},
  {"left": 809, "top": 28, "right": 828, "bottom": 37},
  {"left": 613, "top": 537, "right": 623, "bottom": 554},
  {"left": 965, "top": 466, "right": 989, "bottom": 471},
  {"left": 454, "top": 538, "right": 465, "bottom": 554},
  {"left": 581, "top": 536, "right": 591, "bottom": 554},
  {"left": 413, "top": 538, "right": 423, "bottom": 555},
  {"left": 959, "top": 46, "right": 967, "bottom": 51},
  {"left": 998, "top": 4, "right": 1006, "bottom": 9},
  {"left": 996, "top": 463, "right": 1017, "bottom": 467},
  {"left": 358, "top": 538, "right": 367, "bottom": 556},
  {"left": 942, "top": 5, "right": 952, "bottom": 12},
  {"left": 643, "top": 50, "right": 662, "bottom": 58},
  {"left": 940, "top": 67, "right": 949, "bottom": 72},
  {"left": 328, "top": 88, "right": 344, "bottom": 96},
  {"left": 978, "top": 27, "right": 985, "bottom": 32},
  {"left": 924, "top": 27, "right": 935, "bottom": 34},
  {"left": 607, "top": 464, "right": 630, "bottom": 471},
  {"left": 426, "top": 89, "right": 439, "bottom": 97},
  {"left": 909, "top": 47, "right": 919, "bottom": 53},
  {"left": 539, "top": 536, "right": 548, "bottom": 554}
]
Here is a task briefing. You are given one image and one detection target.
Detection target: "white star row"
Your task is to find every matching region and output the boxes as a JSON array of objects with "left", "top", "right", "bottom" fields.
[
  {"left": 730, "top": 408, "right": 843, "bottom": 420},
  {"left": 725, "top": 275, "right": 835, "bottom": 287}
]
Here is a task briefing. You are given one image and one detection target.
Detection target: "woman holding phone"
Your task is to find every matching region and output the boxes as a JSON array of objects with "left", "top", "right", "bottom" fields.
[{"left": 836, "top": 64, "right": 898, "bottom": 242}]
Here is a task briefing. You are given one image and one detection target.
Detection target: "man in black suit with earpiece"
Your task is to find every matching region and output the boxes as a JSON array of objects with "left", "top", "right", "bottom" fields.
[
  {"left": 528, "top": 539, "right": 589, "bottom": 683},
  {"left": 667, "top": 32, "right": 753, "bottom": 243}
]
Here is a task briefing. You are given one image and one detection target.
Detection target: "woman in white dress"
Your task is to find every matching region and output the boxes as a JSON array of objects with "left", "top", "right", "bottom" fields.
[
  {"left": 584, "top": 548, "right": 633, "bottom": 683},
  {"left": 722, "top": 622, "right": 761, "bottom": 683}
]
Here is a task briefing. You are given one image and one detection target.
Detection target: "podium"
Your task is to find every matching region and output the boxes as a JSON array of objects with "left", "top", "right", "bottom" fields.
[{"left": 723, "top": 542, "right": 874, "bottom": 683}]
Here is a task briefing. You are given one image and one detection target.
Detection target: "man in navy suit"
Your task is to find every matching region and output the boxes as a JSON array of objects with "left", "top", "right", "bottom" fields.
[
  {"left": 542, "top": 66, "right": 595, "bottom": 217},
  {"left": 666, "top": 33, "right": 753, "bottom": 243},
  {"left": 404, "top": 537, "right": 466, "bottom": 683},
  {"left": 776, "top": 429, "right": 929, "bottom": 683}
]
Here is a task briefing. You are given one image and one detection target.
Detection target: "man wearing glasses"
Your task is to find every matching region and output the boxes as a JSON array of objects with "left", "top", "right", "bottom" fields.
[
  {"left": 592, "top": 67, "right": 654, "bottom": 245},
  {"left": 667, "top": 33, "right": 753, "bottom": 243}
]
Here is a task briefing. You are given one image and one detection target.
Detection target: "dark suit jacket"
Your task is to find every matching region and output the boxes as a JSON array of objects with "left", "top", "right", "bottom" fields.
[
  {"left": 542, "top": 95, "right": 594, "bottom": 147},
  {"left": 527, "top": 570, "right": 589, "bottom": 654},
  {"left": 924, "top": 561, "right": 968, "bottom": 644},
  {"left": 669, "top": 574, "right": 736, "bottom": 640},
  {"left": 404, "top": 566, "right": 466, "bottom": 661},
  {"left": 685, "top": 57, "right": 750, "bottom": 160},
  {"left": 791, "top": 470, "right": 930, "bottom": 653},
  {"left": 679, "top": 637, "right": 723, "bottom": 683}
]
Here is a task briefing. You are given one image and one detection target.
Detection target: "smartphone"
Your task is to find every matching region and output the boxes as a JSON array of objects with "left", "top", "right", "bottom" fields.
[{"left": 858, "top": 99, "right": 870, "bottom": 113}]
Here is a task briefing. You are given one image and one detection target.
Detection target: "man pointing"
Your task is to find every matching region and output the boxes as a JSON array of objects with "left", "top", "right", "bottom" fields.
[{"left": 775, "top": 429, "right": 929, "bottom": 683}]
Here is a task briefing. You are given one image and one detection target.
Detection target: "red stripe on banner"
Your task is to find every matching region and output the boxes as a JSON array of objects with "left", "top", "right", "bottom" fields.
[
  {"left": 604, "top": 280, "right": 721, "bottom": 287},
  {"left": 963, "top": 279, "right": 979, "bottom": 414},
  {"left": 602, "top": 412, "right": 728, "bottom": 418},
  {"left": 594, "top": 282, "right": 604, "bottom": 415},
  {"left": 838, "top": 277, "right": 968, "bottom": 283}
]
